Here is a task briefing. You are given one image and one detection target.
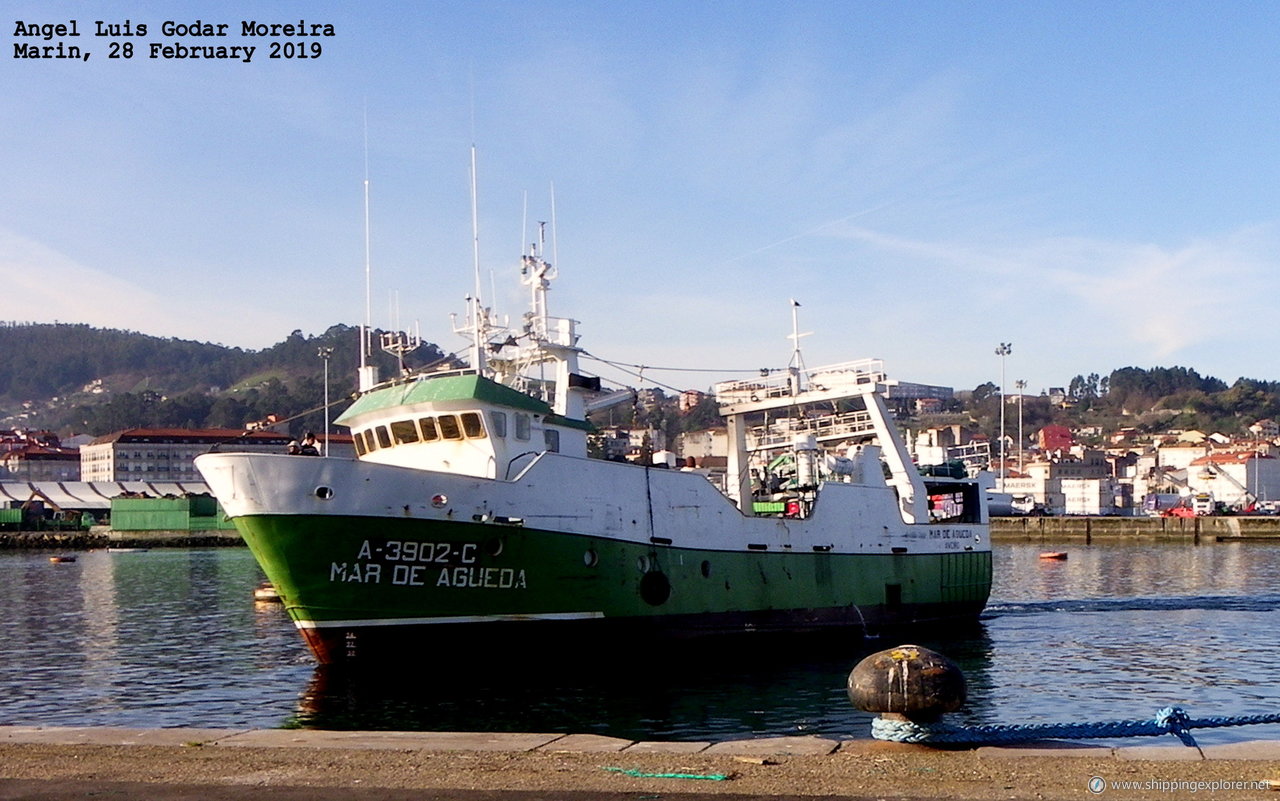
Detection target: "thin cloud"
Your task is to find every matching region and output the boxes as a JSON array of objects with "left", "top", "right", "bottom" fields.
[
  {"left": 827, "top": 221, "right": 1275, "bottom": 365},
  {"left": 0, "top": 229, "right": 284, "bottom": 349}
]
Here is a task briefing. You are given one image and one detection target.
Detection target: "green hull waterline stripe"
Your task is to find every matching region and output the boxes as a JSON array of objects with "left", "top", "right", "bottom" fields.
[{"left": 293, "top": 610, "right": 607, "bottom": 629}]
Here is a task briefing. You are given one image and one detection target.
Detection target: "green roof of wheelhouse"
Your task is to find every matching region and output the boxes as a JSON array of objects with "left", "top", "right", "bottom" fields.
[
  {"left": 336, "top": 375, "right": 552, "bottom": 424},
  {"left": 335, "top": 373, "right": 566, "bottom": 425}
]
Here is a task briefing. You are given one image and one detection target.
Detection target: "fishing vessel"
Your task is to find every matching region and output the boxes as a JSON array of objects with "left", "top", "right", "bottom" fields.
[{"left": 197, "top": 237, "right": 991, "bottom": 665}]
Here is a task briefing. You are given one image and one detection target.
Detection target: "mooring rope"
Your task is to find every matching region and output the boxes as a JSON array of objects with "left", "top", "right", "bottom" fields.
[{"left": 871, "top": 707, "right": 1280, "bottom": 749}]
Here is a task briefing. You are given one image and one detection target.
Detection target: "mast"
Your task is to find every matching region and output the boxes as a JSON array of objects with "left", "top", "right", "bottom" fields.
[
  {"left": 787, "top": 299, "right": 810, "bottom": 397},
  {"left": 357, "top": 111, "right": 379, "bottom": 391},
  {"left": 515, "top": 207, "right": 586, "bottom": 419},
  {"left": 468, "top": 145, "right": 486, "bottom": 376},
  {"left": 379, "top": 290, "right": 420, "bottom": 376}
]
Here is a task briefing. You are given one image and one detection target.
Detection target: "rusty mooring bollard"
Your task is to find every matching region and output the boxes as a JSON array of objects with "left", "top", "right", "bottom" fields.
[{"left": 847, "top": 644, "right": 966, "bottom": 722}]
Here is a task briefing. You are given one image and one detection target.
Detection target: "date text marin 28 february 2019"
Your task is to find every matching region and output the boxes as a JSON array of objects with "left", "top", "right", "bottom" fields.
[{"left": 13, "top": 19, "right": 334, "bottom": 62}]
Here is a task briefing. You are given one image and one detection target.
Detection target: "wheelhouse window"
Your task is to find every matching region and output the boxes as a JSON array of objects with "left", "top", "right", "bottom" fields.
[
  {"left": 437, "top": 414, "right": 462, "bottom": 440},
  {"left": 419, "top": 417, "right": 439, "bottom": 441},
  {"left": 514, "top": 413, "right": 531, "bottom": 441},
  {"left": 489, "top": 411, "right": 507, "bottom": 438},
  {"left": 359, "top": 413, "right": 494, "bottom": 449},
  {"left": 390, "top": 420, "right": 420, "bottom": 445},
  {"left": 461, "top": 412, "right": 486, "bottom": 439},
  {"left": 543, "top": 429, "right": 560, "bottom": 453}
]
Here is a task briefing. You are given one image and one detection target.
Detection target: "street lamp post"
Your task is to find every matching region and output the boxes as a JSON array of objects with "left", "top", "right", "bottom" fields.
[
  {"left": 995, "top": 343, "right": 1012, "bottom": 490},
  {"left": 1015, "top": 379, "right": 1027, "bottom": 475},
  {"left": 318, "top": 347, "right": 334, "bottom": 457}
]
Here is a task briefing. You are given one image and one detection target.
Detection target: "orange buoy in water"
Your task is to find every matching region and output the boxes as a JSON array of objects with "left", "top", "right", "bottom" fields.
[{"left": 1038, "top": 551, "right": 1068, "bottom": 560}]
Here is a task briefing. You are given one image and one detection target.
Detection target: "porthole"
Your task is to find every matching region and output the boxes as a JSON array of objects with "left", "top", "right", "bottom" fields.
[
  {"left": 583, "top": 549, "right": 599, "bottom": 567},
  {"left": 636, "top": 555, "right": 650, "bottom": 573},
  {"left": 431, "top": 494, "right": 448, "bottom": 508},
  {"left": 315, "top": 486, "right": 334, "bottom": 500},
  {"left": 700, "top": 560, "right": 712, "bottom": 578}
]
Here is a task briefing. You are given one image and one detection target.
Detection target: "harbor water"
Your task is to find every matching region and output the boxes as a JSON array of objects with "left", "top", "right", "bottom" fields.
[{"left": 1, "top": 542, "right": 1277, "bottom": 746}]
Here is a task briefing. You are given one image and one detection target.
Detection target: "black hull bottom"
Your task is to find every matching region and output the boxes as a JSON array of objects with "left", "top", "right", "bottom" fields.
[{"left": 297, "top": 602, "right": 988, "bottom": 666}]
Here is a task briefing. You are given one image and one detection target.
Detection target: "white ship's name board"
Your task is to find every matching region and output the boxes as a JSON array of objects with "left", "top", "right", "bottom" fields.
[{"left": 328, "top": 539, "right": 527, "bottom": 590}]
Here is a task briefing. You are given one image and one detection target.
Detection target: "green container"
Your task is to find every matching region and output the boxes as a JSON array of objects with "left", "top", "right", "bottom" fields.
[
  {"left": 114, "top": 498, "right": 180, "bottom": 511},
  {"left": 111, "top": 510, "right": 189, "bottom": 530},
  {"left": 111, "top": 498, "right": 191, "bottom": 531},
  {"left": 752, "top": 501, "right": 787, "bottom": 514},
  {"left": 188, "top": 515, "right": 236, "bottom": 531},
  {"left": 188, "top": 495, "right": 219, "bottom": 517},
  {"left": 109, "top": 496, "right": 236, "bottom": 531}
]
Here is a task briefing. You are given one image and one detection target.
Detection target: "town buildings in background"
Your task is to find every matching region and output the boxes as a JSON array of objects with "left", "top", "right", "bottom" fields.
[
  {"left": 0, "top": 429, "right": 80, "bottom": 482},
  {"left": 4, "top": 370, "right": 1277, "bottom": 516},
  {"left": 77, "top": 429, "right": 356, "bottom": 482}
]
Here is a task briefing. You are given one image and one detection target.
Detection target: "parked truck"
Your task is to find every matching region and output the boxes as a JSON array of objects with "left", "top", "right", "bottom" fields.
[{"left": 1191, "top": 492, "right": 1216, "bottom": 516}]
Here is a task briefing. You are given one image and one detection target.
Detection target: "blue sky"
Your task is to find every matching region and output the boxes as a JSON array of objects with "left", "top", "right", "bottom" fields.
[{"left": 4, "top": 1, "right": 1280, "bottom": 396}]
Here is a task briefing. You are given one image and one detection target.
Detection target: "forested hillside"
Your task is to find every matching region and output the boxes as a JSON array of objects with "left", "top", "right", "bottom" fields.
[
  {"left": 960, "top": 366, "right": 1280, "bottom": 447},
  {"left": 0, "top": 322, "right": 447, "bottom": 437},
  {"left": 4, "top": 320, "right": 1280, "bottom": 444}
]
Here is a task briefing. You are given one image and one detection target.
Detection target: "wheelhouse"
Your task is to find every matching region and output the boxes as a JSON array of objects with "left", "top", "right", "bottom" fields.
[{"left": 335, "top": 372, "right": 590, "bottom": 479}]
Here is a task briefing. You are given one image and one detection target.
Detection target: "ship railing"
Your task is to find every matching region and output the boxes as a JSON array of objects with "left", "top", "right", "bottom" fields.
[
  {"left": 714, "top": 358, "right": 885, "bottom": 406},
  {"left": 945, "top": 442, "right": 991, "bottom": 462},
  {"left": 748, "top": 410, "right": 878, "bottom": 451},
  {"left": 370, "top": 366, "right": 478, "bottom": 392},
  {"left": 526, "top": 315, "right": 580, "bottom": 348}
]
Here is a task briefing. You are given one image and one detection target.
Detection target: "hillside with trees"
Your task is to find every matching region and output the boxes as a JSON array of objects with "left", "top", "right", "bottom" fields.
[
  {"left": 0, "top": 323, "right": 446, "bottom": 438},
  {"left": 958, "top": 367, "right": 1280, "bottom": 448},
  {"left": 4, "top": 320, "right": 1280, "bottom": 445}
]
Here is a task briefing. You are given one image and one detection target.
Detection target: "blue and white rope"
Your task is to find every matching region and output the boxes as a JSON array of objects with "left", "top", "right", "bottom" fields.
[{"left": 871, "top": 707, "right": 1280, "bottom": 748}]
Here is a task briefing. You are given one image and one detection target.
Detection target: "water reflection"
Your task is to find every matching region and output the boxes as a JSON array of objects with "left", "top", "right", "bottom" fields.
[
  {"left": 0, "top": 549, "right": 310, "bottom": 728},
  {"left": 992, "top": 540, "right": 1280, "bottom": 602},
  {"left": 289, "top": 632, "right": 947, "bottom": 740},
  {"left": 2, "top": 542, "right": 1279, "bottom": 745}
]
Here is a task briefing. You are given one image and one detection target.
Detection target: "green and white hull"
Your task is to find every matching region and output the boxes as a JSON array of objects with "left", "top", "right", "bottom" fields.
[
  {"left": 198, "top": 239, "right": 992, "bottom": 665},
  {"left": 198, "top": 449, "right": 991, "bottom": 664}
]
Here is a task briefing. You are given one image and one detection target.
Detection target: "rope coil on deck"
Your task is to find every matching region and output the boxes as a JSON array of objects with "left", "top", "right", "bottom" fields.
[{"left": 871, "top": 707, "right": 1280, "bottom": 748}]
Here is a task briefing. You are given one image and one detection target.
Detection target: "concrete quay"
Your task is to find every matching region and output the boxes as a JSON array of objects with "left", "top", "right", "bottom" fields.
[
  {"left": 0, "top": 528, "right": 242, "bottom": 549},
  {"left": 1, "top": 726, "right": 1278, "bottom": 800},
  {"left": 990, "top": 514, "right": 1280, "bottom": 542}
]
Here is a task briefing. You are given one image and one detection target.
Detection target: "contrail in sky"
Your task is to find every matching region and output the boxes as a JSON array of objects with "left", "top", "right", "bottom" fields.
[{"left": 711, "top": 201, "right": 900, "bottom": 268}]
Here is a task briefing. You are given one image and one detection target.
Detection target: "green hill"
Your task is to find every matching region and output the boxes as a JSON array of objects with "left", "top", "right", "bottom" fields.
[{"left": 0, "top": 322, "right": 448, "bottom": 437}]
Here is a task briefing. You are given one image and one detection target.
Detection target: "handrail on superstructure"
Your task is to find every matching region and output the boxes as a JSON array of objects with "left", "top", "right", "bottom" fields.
[
  {"left": 525, "top": 314, "right": 580, "bottom": 349},
  {"left": 747, "top": 409, "right": 877, "bottom": 452},
  {"left": 366, "top": 366, "right": 478, "bottom": 394},
  {"left": 715, "top": 358, "right": 884, "bottom": 401},
  {"left": 714, "top": 358, "right": 886, "bottom": 415}
]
